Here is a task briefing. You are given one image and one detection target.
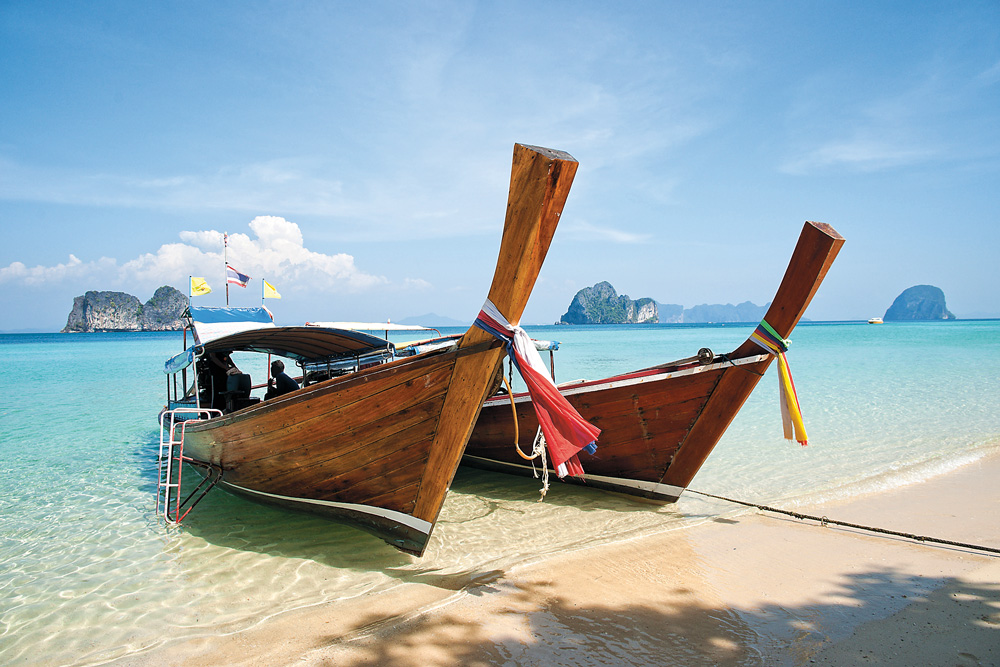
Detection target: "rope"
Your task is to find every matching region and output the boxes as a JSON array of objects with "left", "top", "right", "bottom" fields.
[
  {"left": 500, "top": 370, "right": 549, "bottom": 500},
  {"left": 500, "top": 374, "right": 528, "bottom": 460},
  {"left": 687, "top": 489, "right": 1000, "bottom": 556},
  {"left": 529, "top": 428, "right": 550, "bottom": 500}
]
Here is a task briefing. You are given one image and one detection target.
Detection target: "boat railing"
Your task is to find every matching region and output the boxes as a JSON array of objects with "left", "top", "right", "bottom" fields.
[{"left": 157, "top": 407, "right": 223, "bottom": 524}]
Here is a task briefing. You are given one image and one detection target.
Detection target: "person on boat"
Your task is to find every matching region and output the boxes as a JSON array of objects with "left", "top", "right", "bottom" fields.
[
  {"left": 205, "top": 352, "right": 241, "bottom": 410},
  {"left": 265, "top": 360, "right": 299, "bottom": 399}
]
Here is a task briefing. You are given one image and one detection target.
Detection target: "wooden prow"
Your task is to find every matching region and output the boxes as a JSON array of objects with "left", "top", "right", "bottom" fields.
[
  {"left": 733, "top": 221, "right": 845, "bottom": 356},
  {"left": 662, "top": 220, "right": 844, "bottom": 489},
  {"left": 413, "top": 144, "right": 578, "bottom": 525}
]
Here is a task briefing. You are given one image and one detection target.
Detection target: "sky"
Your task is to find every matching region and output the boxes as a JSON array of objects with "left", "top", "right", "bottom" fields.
[{"left": 2, "top": 1, "right": 998, "bottom": 332}]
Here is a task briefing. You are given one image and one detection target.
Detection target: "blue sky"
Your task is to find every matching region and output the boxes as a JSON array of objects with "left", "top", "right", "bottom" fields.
[{"left": 2, "top": 1, "right": 998, "bottom": 331}]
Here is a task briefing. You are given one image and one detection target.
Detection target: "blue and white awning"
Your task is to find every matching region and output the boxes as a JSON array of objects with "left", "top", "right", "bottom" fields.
[{"left": 188, "top": 306, "right": 275, "bottom": 344}]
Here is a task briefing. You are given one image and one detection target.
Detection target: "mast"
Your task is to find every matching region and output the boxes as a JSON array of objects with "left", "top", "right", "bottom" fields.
[{"left": 224, "top": 232, "right": 229, "bottom": 306}]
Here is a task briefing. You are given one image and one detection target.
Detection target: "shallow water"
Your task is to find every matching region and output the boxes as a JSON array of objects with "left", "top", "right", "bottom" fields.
[{"left": 1, "top": 321, "right": 998, "bottom": 665}]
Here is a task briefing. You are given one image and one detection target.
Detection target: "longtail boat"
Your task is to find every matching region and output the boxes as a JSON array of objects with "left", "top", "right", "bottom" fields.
[
  {"left": 158, "top": 144, "right": 578, "bottom": 555},
  {"left": 463, "top": 220, "right": 845, "bottom": 502}
]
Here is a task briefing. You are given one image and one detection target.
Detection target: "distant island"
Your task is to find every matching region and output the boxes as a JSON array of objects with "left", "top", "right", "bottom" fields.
[
  {"left": 559, "top": 281, "right": 770, "bottom": 324},
  {"left": 884, "top": 285, "right": 956, "bottom": 321},
  {"left": 62, "top": 286, "right": 187, "bottom": 332}
]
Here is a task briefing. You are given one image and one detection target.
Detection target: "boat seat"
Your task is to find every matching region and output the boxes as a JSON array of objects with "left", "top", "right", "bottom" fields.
[{"left": 221, "top": 373, "right": 260, "bottom": 413}]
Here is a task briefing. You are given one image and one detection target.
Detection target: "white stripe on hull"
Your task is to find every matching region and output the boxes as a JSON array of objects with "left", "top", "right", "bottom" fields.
[
  {"left": 463, "top": 455, "right": 686, "bottom": 500},
  {"left": 223, "top": 481, "right": 434, "bottom": 536}
]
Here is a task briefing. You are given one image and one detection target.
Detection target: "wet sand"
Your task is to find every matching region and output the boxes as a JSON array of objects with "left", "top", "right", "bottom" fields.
[{"left": 127, "top": 453, "right": 1000, "bottom": 666}]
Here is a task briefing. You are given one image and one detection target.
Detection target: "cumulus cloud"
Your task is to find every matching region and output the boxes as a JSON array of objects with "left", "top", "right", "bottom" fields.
[
  {"left": 1, "top": 216, "right": 389, "bottom": 293},
  {"left": 0, "top": 254, "right": 118, "bottom": 286}
]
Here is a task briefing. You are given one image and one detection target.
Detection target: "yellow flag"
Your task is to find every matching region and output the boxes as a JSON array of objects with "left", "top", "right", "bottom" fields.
[
  {"left": 263, "top": 279, "right": 281, "bottom": 299},
  {"left": 190, "top": 277, "right": 212, "bottom": 296}
]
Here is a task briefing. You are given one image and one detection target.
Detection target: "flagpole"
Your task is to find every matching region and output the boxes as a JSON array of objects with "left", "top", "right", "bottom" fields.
[{"left": 224, "top": 232, "right": 229, "bottom": 306}]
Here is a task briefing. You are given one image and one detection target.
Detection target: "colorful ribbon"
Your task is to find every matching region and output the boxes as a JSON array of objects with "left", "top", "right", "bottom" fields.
[
  {"left": 750, "top": 320, "right": 808, "bottom": 446},
  {"left": 474, "top": 299, "right": 600, "bottom": 477}
]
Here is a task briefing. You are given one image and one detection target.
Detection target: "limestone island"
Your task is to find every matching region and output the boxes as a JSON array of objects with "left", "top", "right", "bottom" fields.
[
  {"left": 883, "top": 285, "right": 956, "bottom": 321},
  {"left": 559, "top": 281, "right": 770, "bottom": 324},
  {"left": 62, "top": 286, "right": 188, "bottom": 332}
]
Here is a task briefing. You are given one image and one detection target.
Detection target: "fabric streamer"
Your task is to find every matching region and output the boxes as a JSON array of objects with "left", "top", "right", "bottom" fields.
[
  {"left": 474, "top": 299, "right": 601, "bottom": 476},
  {"left": 750, "top": 320, "right": 809, "bottom": 445}
]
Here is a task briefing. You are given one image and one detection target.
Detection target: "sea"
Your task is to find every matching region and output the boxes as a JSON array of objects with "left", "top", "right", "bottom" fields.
[{"left": 2, "top": 320, "right": 999, "bottom": 665}]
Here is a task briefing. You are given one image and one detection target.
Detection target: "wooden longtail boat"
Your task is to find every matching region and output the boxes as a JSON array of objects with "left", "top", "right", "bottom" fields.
[
  {"left": 159, "top": 144, "right": 578, "bottom": 555},
  {"left": 463, "top": 221, "right": 844, "bottom": 502}
]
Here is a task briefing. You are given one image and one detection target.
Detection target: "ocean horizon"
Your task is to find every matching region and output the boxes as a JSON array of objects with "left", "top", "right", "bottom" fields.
[{"left": 2, "top": 319, "right": 999, "bottom": 665}]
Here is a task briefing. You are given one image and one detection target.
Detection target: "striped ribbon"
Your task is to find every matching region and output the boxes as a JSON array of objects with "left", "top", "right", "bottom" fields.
[
  {"left": 750, "top": 320, "right": 809, "bottom": 446},
  {"left": 474, "top": 299, "right": 600, "bottom": 477}
]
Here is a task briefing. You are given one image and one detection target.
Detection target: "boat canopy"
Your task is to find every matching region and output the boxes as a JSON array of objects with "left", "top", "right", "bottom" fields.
[
  {"left": 164, "top": 326, "right": 394, "bottom": 375},
  {"left": 189, "top": 306, "right": 275, "bottom": 344},
  {"left": 200, "top": 326, "right": 392, "bottom": 362}
]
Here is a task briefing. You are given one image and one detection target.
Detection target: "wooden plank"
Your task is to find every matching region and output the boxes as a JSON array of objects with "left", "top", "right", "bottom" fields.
[
  {"left": 185, "top": 353, "right": 457, "bottom": 451},
  {"left": 413, "top": 145, "right": 579, "bottom": 524},
  {"left": 232, "top": 398, "right": 444, "bottom": 490}
]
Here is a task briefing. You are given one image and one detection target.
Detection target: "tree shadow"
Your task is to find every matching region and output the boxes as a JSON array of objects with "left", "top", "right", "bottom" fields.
[{"left": 307, "top": 565, "right": 1000, "bottom": 666}]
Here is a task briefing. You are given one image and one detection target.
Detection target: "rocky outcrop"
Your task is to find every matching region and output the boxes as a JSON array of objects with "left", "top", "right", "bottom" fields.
[
  {"left": 560, "top": 282, "right": 659, "bottom": 324},
  {"left": 61, "top": 286, "right": 188, "bottom": 332},
  {"left": 141, "top": 286, "right": 189, "bottom": 329},
  {"left": 884, "top": 285, "right": 956, "bottom": 321},
  {"left": 559, "top": 282, "right": 769, "bottom": 324}
]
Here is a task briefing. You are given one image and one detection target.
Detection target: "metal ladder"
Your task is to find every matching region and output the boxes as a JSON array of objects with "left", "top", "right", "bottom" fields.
[{"left": 157, "top": 408, "right": 223, "bottom": 523}]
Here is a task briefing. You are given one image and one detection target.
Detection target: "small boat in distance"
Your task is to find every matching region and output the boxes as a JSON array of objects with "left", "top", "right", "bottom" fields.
[
  {"left": 158, "top": 144, "right": 579, "bottom": 556},
  {"left": 868, "top": 317, "right": 884, "bottom": 324},
  {"left": 464, "top": 220, "right": 845, "bottom": 502}
]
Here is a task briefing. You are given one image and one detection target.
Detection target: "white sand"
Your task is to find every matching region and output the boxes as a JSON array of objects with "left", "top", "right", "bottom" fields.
[{"left": 124, "top": 453, "right": 1000, "bottom": 666}]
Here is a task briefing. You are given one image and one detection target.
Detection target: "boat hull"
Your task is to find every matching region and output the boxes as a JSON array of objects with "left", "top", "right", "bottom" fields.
[
  {"left": 181, "top": 344, "right": 484, "bottom": 553},
  {"left": 169, "top": 143, "right": 580, "bottom": 555},
  {"left": 466, "top": 353, "right": 771, "bottom": 502},
  {"left": 465, "top": 220, "right": 845, "bottom": 502}
]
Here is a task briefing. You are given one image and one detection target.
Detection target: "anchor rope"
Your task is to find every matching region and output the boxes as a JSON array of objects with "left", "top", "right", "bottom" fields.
[{"left": 687, "top": 489, "right": 1000, "bottom": 555}]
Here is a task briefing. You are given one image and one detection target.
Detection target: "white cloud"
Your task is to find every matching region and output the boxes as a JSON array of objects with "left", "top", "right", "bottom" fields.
[
  {"left": 562, "top": 219, "right": 651, "bottom": 244},
  {"left": 402, "top": 277, "right": 433, "bottom": 290},
  {"left": 0, "top": 254, "right": 118, "bottom": 286},
  {"left": 1, "top": 216, "right": 389, "bottom": 293},
  {"left": 975, "top": 60, "right": 1000, "bottom": 86},
  {"left": 781, "top": 138, "right": 937, "bottom": 174}
]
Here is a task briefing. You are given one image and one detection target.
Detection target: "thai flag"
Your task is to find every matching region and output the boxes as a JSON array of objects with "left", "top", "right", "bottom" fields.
[
  {"left": 474, "top": 299, "right": 600, "bottom": 477},
  {"left": 226, "top": 264, "right": 250, "bottom": 287}
]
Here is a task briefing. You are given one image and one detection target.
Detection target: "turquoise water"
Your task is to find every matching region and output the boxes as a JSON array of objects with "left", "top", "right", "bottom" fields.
[{"left": 2, "top": 321, "right": 999, "bottom": 665}]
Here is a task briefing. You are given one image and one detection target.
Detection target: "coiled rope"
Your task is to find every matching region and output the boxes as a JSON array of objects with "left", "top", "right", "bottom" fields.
[{"left": 687, "top": 489, "right": 1000, "bottom": 555}]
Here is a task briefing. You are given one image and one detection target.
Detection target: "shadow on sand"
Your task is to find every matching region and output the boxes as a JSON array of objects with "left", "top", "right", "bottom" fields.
[{"left": 307, "top": 564, "right": 999, "bottom": 666}]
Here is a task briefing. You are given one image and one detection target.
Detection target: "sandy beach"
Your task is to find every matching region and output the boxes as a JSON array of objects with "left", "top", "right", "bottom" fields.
[{"left": 122, "top": 453, "right": 1000, "bottom": 667}]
